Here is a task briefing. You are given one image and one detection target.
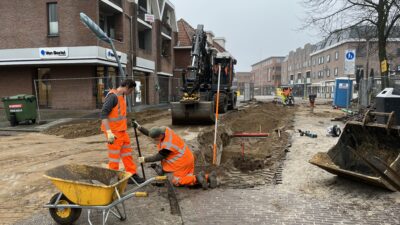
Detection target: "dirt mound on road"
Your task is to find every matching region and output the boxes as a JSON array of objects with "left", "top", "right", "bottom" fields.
[
  {"left": 43, "top": 119, "right": 101, "bottom": 139},
  {"left": 43, "top": 109, "right": 170, "bottom": 139}
]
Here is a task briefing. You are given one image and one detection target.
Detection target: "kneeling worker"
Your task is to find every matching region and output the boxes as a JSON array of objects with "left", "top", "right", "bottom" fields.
[
  {"left": 101, "top": 79, "right": 145, "bottom": 184},
  {"left": 133, "top": 121, "right": 217, "bottom": 189}
]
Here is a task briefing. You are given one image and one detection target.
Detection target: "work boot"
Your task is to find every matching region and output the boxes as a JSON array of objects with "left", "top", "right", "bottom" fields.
[
  {"left": 196, "top": 171, "right": 208, "bottom": 190},
  {"left": 128, "top": 174, "right": 145, "bottom": 184},
  {"left": 208, "top": 171, "right": 218, "bottom": 189}
]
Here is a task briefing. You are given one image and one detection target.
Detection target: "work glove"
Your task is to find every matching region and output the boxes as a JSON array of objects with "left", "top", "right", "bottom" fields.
[
  {"left": 106, "top": 130, "right": 116, "bottom": 144},
  {"left": 132, "top": 120, "right": 141, "bottom": 129},
  {"left": 138, "top": 156, "right": 145, "bottom": 163}
]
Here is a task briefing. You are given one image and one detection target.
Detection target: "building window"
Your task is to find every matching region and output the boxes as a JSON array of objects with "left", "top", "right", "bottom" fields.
[
  {"left": 138, "top": 29, "right": 152, "bottom": 51},
  {"left": 397, "top": 48, "right": 400, "bottom": 57},
  {"left": 335, "top": 51, "right": 339, "bottom": 60},
  {"left": 326, "top": 68, "right": 330, "bottom": 77},
  {"left": 47, "top": 3, "right": 58, "bottom": 35},
  {"left": 161, "top": 38, "right": 171, "bottom": 57},
  {"left": 313, "top": 58, "right": 316, "bottom": 66},
  {"left": 326, "top": 55, "right": 330, "bottom": 63},
  {"left": 321, "top": 56, "right": 324, "bottom": 64},
  {"left": 334, "top": 67, "right": 338, "bottom": 76},
  {"left": 99, "top": 1, "right": 123, "bottom": 41}
]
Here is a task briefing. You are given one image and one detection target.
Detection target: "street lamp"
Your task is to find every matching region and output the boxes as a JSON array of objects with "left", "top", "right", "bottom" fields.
[
  {"left": 79, "top": 13, "right": 125, "bottom": 81},
  {"left": 80, "top": 12, "right": 132, "bottom": 111}
]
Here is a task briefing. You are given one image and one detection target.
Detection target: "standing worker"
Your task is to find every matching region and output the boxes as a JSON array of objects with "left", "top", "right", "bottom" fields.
[
  {"left": 132, "top": 121, "right": 217, "bottom": 189},
  {"left": 101, "top": 79, "right": 145, "bottom": 184}
]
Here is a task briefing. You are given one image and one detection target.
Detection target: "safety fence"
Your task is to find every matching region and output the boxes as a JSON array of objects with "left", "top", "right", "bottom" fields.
[
  {"left": 357, "top": 75, "right": 400, "bottom": 107},
  {"left": 33, "top": 76, "right": 183, "bottom": 121}
]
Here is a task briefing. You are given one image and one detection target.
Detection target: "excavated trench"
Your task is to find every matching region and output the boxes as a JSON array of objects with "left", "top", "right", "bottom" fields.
[{"left": 195, "top": 102, "right": 296, "bottom": 189}]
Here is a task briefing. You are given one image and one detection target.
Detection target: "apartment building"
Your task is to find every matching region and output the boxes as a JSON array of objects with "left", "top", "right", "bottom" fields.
[
  {"left": 281, "top": 27, "right": 400, "bottom": 98},
  {"left": 0, "top": 0, "right": 177, "bottom": 109},
  {"left": 251, "top": 57, "right": 285, "bottom": 95}
]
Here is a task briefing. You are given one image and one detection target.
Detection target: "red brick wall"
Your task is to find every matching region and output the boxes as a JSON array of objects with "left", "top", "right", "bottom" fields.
[
  {"left": 0, "top": 67, "right": 34, "bottom": 99},
  {"left": 174, "top": 49, "right": 191, "bottom": 69}
]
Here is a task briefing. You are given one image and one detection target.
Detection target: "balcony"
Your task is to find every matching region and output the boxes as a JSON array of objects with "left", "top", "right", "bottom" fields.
[
  {"left": 161, "top": 23, "right": 172, "bottom": 38},
  {"left": 100, "top": 0, "right": 122, "bottom": 12},
  {"left": 137, "top": 6, "right": 152, "bottom": 27}
]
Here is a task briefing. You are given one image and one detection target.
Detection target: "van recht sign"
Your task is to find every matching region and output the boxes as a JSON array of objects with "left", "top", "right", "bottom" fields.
[{"left": 39, "top": 47, "right": 69, "bottom": 59}]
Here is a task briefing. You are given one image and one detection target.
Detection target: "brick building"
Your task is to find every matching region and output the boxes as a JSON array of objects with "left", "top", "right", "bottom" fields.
[
  {"left": 173, "top": 19, "right": 228, "bottom": 79},
  {"left": 235, "top": 72, "right": 253, "bottom": 95},
  {"left": 251, "top": 57, "right": 285, "bottom": 95},
  {"left": 281, "top": 27, "right": 400, "bottom": 98},
  {"left": 0, "top": 0, "right": 177, "bottom": 109},
  {"left": 281, "top": 44, "right": 314, "bottom": 97}
]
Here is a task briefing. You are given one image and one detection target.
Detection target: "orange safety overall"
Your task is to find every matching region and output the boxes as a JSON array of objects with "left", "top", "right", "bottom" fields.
[
  {"left": 158, "top": 127, "right": 196, "bottom": 186},
  {"left": 101, "top": 89, "right": 137, "bottom": 175}
]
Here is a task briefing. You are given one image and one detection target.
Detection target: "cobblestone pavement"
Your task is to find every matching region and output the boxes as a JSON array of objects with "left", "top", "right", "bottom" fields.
[{"left": 16, "top": 106, "right": 400, "bottom": 225}]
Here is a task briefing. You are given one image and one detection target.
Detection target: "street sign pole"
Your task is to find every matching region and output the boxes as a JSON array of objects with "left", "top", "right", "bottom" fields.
[{"left": 344, "top": 49, "right": 356, "bottom": 111}]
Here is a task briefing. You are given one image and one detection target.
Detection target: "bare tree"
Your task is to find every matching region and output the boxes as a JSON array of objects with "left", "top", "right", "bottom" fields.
[{"left": 303, "top": 0, "right": 400, "bottom": 90}]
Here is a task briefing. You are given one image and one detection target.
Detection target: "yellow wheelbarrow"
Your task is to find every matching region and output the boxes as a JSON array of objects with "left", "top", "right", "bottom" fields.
[{"left": 43, "top": 164, "right": 167, "bottom": 225}]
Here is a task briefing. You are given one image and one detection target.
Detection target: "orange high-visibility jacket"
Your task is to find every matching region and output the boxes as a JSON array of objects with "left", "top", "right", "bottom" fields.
[
  {"left": 157, "top": 127, "right": 194, "bottom": 172},
  {"left": 101, "top": 89, "right": 127, "bottom": 132}
]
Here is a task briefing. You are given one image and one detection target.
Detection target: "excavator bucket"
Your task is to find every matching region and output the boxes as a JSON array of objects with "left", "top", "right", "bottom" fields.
[
  {"left": 309, "top": 111, "right": 400, "bottom": 191},
  {"left": 171, "top": 101, "right": 215, "bottom": 125}
]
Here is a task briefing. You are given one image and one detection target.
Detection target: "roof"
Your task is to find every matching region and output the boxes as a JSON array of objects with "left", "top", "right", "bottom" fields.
[
  {"left": 177, "top": 19, "right": 195, "bottom": 47},
  {"left": 176, "top": 18, "right": 227, "bottom": 52},
  {"left": 312, "top": 26, "right": 400, "bottom": 53},
  {"left": 251, "top": 56, "right": 286, "bottom": 66}
]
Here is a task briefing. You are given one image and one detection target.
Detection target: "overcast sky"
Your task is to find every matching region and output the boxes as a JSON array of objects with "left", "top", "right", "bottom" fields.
[{"left": 173, "top": 0, "right": 320, "bottom": 72}]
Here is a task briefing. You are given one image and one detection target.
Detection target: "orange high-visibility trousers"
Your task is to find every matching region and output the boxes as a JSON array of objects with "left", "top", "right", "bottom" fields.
[
  {"left": 105, "top": 131, "right": 137, "bottom": 174},
  {"left": 169, "top": 158, "right": 197, "bottom": 186}
]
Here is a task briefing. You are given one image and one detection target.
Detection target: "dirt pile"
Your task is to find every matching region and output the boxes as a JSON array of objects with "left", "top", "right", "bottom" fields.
[
  {"left": 43, "top": 109, "right": 170, "bottom": 138},
  {"left": 197, "top": 102, "right": 296, "bottom": 188},
  {"left": 43, "top": 119, "right": 101, "bottom": 139}
]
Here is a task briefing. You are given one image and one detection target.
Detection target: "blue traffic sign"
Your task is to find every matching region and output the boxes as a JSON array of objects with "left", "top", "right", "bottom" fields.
[{"left": 346, "top": 51, "right": 355, "bottom": 60}]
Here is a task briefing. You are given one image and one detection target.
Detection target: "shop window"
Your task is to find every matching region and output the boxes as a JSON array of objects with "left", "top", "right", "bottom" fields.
[{"left": 47, "top": 3, "right": 58, "bottom": 36}]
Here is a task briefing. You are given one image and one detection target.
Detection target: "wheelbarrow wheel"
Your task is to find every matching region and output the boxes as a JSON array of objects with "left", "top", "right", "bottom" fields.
[{"left": 49, "top": 193, "right": 81, "bottom": 225}]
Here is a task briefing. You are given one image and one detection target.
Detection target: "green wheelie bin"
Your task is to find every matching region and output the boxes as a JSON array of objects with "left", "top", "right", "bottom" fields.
[{"left": 1, "top": 94, "right": 37, "bottom": 126}]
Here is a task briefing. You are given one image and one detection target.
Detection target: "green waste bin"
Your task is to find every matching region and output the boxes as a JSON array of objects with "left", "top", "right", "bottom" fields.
[{"left": 1, "top": 94, "right": 37, "bottom": 126}]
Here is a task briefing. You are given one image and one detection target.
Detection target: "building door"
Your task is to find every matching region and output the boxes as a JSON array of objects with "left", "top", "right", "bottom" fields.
[
  {"left": 37, "top": 68, "right": 52, "bottom": 108},
  {"left": 133, "top": 71, "right": 148, "bottom": 105},
  {"left": 158, "top": 75, "right": 170, "bottom": 103}
]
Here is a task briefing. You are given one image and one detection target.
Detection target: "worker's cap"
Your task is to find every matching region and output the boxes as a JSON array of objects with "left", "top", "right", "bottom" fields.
[{"left": 149, "top": 126, "right": 167, "bottom": 138}]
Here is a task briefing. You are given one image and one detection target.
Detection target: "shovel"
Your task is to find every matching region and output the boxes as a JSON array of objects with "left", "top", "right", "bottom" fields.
[{"left": 132, "top": 120, "right": 146, "bottom": 180}]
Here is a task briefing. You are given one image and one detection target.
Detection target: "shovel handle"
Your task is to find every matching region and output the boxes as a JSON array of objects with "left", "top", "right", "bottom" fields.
[{"left": 133, "top": 127, "right": 146, "bottom": 180}]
